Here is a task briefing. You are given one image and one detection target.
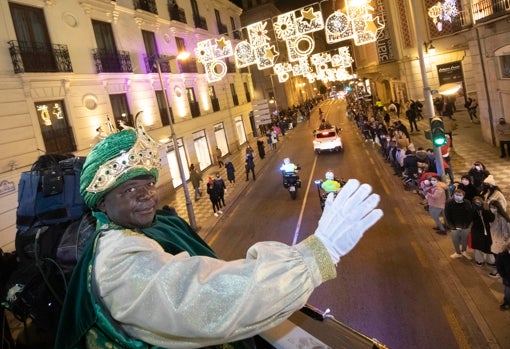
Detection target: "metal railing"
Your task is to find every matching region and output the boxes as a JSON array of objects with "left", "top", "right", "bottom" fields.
[
  {"left": 8, "top": 40, "right": 73, "bottom": 73},
  {"left": 178, "top": 58, "right": 198, "bottom": 73},
  {"left": 134, "top": 0, "right": 158, "bottom": 14},
  {"left": 144, "top": 54, "right": 172, "bottom": 73},
  {"left": 193, "top": 15, "right": 208, "bottom": 30},
  {"left": 92, "top": 49, "right": 133, "bottom": 73},
  {"left": 168, "top": 3, "right": 186, "bottom": 23}
]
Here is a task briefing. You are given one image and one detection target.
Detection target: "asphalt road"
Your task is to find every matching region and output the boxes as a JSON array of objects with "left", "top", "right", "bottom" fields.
[{"left": 206, "top": 99, "right": 495, "bottom": 349}]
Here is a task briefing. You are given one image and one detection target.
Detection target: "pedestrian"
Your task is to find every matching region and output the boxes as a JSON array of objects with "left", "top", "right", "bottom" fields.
[
  {"left": 442, "top": 115, "right": 456, "bottom": 148},
  {"left": 257, "top": 138, "right": 265, "bottom": 159},
  {"left": 424, "top": 175, "right": 447, "bottom": 234},
  {"left": 465, "top": 97, "right": 479, "bottom": 122},
  {"left": 270, "top": 129, "right": 278, "bottom": 150},
  {"left": 470, "top": 196, "right": 494, "bottom": 266},
  {"left": 495, "top": 117, "right": 510, "bottom": 158},
  {"left": 495, "top": 243, "right": 510, "bottom": 311},
  {"left": 189, "top": 165, "right": 203, "bottom": 201},
  {"left": 445, "top": 189, "right": 474, "bottom": 259},
  {"left": 457, "top": 174, "right": 477, "bottom": 203},
  {"left": 480, "top": 175, "right": 507, "bottom": 211},
  {"left": 225, "top": 158, "right": 236, "bottom": 184},
  {"left": 468, "top": 161, "right": 490, "bottom": 193},
  {"left": 215, "top": 146, "right": 224, "bottom": 168},
  {"left": 213, "top": 173, "right": 227, "bottom": 207},
  {"left": 245, "top": 150, "right": 256, "bottom": 181},
  {"left": 488, "top": 200, "right": 510, "bottom": 280},
  {"left": 206, "top": 176, "right": 223, "bottom": 217},
  {"left": 55, "top": 119, "right": 383, "bottom": 348},
  {"left": 405, "top": 104, "right": 419, "bottom": 132}
]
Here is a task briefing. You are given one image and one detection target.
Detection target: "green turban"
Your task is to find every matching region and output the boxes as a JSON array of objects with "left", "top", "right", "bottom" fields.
[{"left": 80, "top": 127, "right": 160, "bottom": 210}]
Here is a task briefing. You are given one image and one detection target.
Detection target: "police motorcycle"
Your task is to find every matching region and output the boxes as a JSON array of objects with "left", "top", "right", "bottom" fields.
[
  {"left": 280, "top": 158, "right": 301, "bottom": 200},
  {"left": 314, "top": 171, "right": 346, "bottom": 210}
]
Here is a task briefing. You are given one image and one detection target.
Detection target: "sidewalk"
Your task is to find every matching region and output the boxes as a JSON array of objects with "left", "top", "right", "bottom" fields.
[{"left": 405, "top": 110, "right": 510, "bottom": 196}]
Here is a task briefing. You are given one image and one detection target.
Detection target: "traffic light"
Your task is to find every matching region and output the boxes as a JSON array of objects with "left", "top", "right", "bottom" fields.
[{"left": 430, "top": 116, "right": 447, "bottom": 146}]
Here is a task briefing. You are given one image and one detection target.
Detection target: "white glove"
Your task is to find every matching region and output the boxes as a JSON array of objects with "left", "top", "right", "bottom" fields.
[{"left": 314, "top": 179, "right": 383, "bottom": 264}]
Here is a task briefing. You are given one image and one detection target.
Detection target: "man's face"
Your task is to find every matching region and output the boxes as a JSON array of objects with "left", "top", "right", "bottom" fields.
[{"left": 98, "top": 177, "right": 159, "bottom": 229}]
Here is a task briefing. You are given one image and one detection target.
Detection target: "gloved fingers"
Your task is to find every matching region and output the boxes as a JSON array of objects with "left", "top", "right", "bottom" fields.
[
  {"left": 324, "top": 192, "right": 335, "bottom": 211},
  {"left": 344, "top": 193, "right": 381, "bottom": 221},
  {"left": 333, "top": 179, "right": 360, "bottom": 205},
  {"left": 339, "top": 183, "right": 374, "bottom": 215}
]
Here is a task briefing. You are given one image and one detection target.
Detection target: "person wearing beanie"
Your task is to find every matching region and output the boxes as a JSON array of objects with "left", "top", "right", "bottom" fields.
[
  {"left": 481, "top": 175, "right": 507, "bottom": 211},
  {"left": 55, "top": 117, "right": 383, "bottom": 349}
]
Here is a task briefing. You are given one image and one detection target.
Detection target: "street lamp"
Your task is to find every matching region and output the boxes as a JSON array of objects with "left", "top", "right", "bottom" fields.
[{"left": 155, "top": 53, "right": 198, "bottom": 231}]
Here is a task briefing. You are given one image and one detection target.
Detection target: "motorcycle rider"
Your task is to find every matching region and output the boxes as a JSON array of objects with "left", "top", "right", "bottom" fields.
[
  {"left": 321, "top": 171, "right": 341, "bottom": 193},
  {"left": 280, "top": 157, "right": 299, "bottom": 187},
  {"left": 280, "top": 157, "right": 298, "bottom": 174}
]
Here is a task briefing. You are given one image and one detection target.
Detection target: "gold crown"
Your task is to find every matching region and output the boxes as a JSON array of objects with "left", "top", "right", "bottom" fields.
[{"left": 86, "top": 116, "right": 161, "bottom": 193}]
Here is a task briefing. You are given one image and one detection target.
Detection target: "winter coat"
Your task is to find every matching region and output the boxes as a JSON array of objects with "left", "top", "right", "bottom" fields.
[
  {"left": 225, "top": 162, "right": 235, "bottom": 181},
  {"left": 470, "top": 207, "right": 493, "bottom": 253},
  {"left": 489, "top": 214, "right": 510, "bottom": 254},
  {"left": 445, "top": 199, "right": 474, "bottom": 229}
]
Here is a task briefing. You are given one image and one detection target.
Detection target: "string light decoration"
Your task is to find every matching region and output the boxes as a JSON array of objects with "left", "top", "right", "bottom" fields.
[
  {"left": 428, "top": 0, "right": 459, "bottom": 32},
  {"left": 195, "top": 1, "right": 383, "bottom": 83}
]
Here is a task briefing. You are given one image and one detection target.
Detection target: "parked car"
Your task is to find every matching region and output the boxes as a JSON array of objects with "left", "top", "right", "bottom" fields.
[{"left": 313, "top": 126, "right": 343, "bottom": 154}]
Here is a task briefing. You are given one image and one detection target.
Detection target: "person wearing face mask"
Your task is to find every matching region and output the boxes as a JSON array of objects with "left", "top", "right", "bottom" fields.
[
  {"left": 480, "top": 175, "right": 507, "bottom": 211},
  {"left": 457, "top": 175, "right": 477, "bottom": 203},
  {"left": 468, "top": 161, "right": 490, "bottom": 193},
  {"left": 424, "top": 176, "right": 448, "bottom": 234},
  {"left": 470, "top": 196, "right": 495, "bottom": 266},
  {"left": 445, "top": 189, "right": 474, "bottom": 259},
  {"left": 489, "top": 200, "right": 510, "bottom": 312},
  {"left": 495, "top": 117, "right": 510, "bottom": 158}
]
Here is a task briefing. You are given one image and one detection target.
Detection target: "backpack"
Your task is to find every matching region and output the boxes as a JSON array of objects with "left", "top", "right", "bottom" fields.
[{"left": 3, "top": 154, "right": 95, "bottom": 346}]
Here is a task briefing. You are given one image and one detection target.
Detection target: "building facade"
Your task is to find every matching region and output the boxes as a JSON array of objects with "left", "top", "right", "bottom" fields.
[
  {"left": 0, "top": 0, "right": 254, "bottom": 250},
  {"left": 354, "top": 0, "right": 510, "bottom": 146}
]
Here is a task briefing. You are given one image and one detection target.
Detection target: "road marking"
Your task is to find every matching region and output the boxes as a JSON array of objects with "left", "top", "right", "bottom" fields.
[
  {"left": 442, "top": 304, "right": 471, "bottom": 349},
  {"left": 410, "top": 241, "right": 429, "bottom": 268},
  {"left": 291, "top": 155, "right": 318, "bottom": 246},
  {"left": 394, "top": 207, "right": 405, "bottom": 224}
]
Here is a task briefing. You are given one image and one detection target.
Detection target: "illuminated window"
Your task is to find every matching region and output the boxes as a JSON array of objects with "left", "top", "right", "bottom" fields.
[{"left": 35, "top": 100, "right": 76, "bottom": 153}]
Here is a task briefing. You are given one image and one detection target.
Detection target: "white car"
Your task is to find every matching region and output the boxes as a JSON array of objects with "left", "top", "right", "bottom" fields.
[{"left": 313, "top": 126, "right": 343, "bottom": 153}]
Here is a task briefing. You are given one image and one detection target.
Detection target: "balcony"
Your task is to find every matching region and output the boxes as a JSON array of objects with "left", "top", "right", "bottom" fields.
[
  {"left": 144, "top": 54, "right": 172, "bottom": 73},
  {"left": 232, "top": 94, "right": 239, "bottom": 106},
  {"left": 233, "top": 30, "right": 242, "bottom": 40},
  {"left": 211, "top": 97, "right": 220, "bottom": 112},
  {"left": 472, "top": 0, "right": 510, "bottom": 22},
  {"left": 168, "top": 3, "right": 186, "bottom": 23},
  {"left": 178, "top": 58, "right": 198, "bottom": 73},
  {"left": 92, "top": 49, "right": 133, "bottom": 73},
  {"left": 217, "top": 23, "right": 228, "bottom": 35},
  {"left": 8, "top": 40, "right": 73, "bottom": 73},
  {"left": 134, "top": 0, "right": 158, "bottom": 15},
  {"left": 189, "top": 101, "right": 200, "bottom": 117},
  {"left": 193, "top": 15, "right": 208, "bottom": 30}
]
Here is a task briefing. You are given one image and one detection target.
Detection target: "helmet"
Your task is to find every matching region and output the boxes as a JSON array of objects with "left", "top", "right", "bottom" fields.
[
  {"left": 283, "top": 157, "right": 290, "bottom": 164},
  {"left": 325, "top": 171, "right": 334, "bottom": 180}
]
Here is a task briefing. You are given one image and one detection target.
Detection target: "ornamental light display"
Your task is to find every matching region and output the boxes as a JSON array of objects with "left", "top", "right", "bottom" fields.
[
  {"left": 428, "top": 0, "right": 459, "bottom": 31},
  {"left": 194, "top": 1, "right": 384, "bottom": 83}
]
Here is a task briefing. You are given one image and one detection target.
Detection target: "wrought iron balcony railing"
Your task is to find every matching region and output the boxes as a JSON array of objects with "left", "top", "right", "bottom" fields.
[
  {"left": 8, "top": 40, "right": 73, "bottom": 73},
  {"left": 472, "top": 0, "right": 510, "bottom": 22},
  {"left": 134, "top": 0, "right": 158, "bottom": 15},
  {"left": 217, "top": 23, "right": 228, "bottom": 35},
  {"left": 92, "top": 48, "right": 133, "bottom": 73},
  {"left": 178, "top": 58, "right": 198, "bottom": 73},
  {"left": 193, "top": 15, "right": 208, "bottom": 30},
  {"left": 168, "top": 2, "right": 186, "bottom": 23},
  {"left": 144, "top": 54, "right": 172, "bottom": 73}
]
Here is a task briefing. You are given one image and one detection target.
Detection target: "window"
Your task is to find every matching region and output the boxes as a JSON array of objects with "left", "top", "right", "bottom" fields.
[
  {"left": 187, "top": 88, "right": 200, "bottom": 117},
  {"left": 142, "top": 30, "right": 159, "bottom": 73},
  {"left": 175, "top": 36, "right": 186, "bottom": 53},
  {"left": 156, "top": 90, "right": 173, "bottom": 126},
  {"left": 243, "top": 82, "right": 251, "bottom": 102},
  {"left": 501, "top": 55, "right": 510, "bottom": 79},
  {"left": 9, "top": 3, "right": 56, "bottom": 72},
  {"left": 230, "top": 83, "right": 239, "bottom": 106},
  {"left": 35, "top": 100, "right": 76, "bottom": 153},
  {"left": 209, "top": 86, "right": 220, "bottom": 112},
  {"left": 92, "top": 20, "right": 132, "bottom": 73},
  {"left": 109, "top": 94, "right": 132, "bottom": 127}
]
